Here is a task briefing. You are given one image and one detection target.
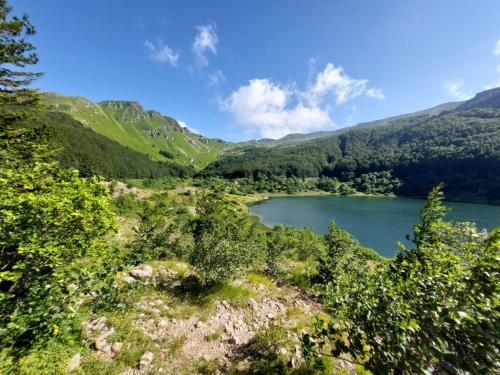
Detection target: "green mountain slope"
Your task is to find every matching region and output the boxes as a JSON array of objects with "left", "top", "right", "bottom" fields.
[
  {"left": 202, "top": 90, "right": 500, "bottom": 203},
  {"left": 247, "top": 101, "right": 461, "bottom": 147},
  {"left": 42, "top": 93, "right": 229, "bottom": 169},
  {"left": 23, "top": 111, "right": 193, "bottom": 178}
]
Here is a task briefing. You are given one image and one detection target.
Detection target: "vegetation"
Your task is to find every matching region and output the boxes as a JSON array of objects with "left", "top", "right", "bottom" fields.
[
  {"left": 1, "top": 1, "right": 498, "bottom": 373},
  {"left": 22, "top": 111, "right": 194, "bottom": 179},
  {"left": 303, "top": 185, "right": 499, "bottom": 374},
  {"left": 0, "top": 0, "right": 114, "bottom": 360},
  {"left": 202, "top": 105, "right": 500, "bottom": 203},
  {"left": 43, "top": 93, "right": 230, "bottom": 169}
]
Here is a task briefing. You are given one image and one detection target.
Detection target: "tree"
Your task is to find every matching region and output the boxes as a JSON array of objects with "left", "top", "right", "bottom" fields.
[
  {"left": 0, "top": 0, "right": 116, "bottom": 353},
  {"left": 0, "top": 0, "right": 41, "bottom": 128}
]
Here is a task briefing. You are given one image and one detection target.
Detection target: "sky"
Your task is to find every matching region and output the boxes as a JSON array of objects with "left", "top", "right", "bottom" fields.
[{"left": 11, "top": 0, "right": 500, "bottom": 141}]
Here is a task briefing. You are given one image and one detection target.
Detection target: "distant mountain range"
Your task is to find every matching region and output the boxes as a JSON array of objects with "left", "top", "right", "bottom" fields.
[
  {"left": 203, "top": 87, "right": 500, "bottom": 203},
  {"left": 33, "top": 88, "right": 500, "bottom": 202}
]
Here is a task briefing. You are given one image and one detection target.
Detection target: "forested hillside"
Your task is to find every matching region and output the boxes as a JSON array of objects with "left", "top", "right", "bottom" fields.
[
  {"left": 43, "top": 93, "right": 229, "bottom": 169},
  {"left": 23, "top": 111, "right": 193, "bottom": 178},
  {"left": 203, "top": 90, "right": 500, "bottom": 203}
]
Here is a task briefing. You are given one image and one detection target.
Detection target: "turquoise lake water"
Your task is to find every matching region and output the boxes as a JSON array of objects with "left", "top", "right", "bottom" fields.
[{"left": 250, "top": 195, "right": 500, "bottom": 258}]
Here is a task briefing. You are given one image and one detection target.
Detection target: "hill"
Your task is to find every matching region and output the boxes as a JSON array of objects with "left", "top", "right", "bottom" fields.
[
  {"left": 23, "top": 111, "right": 193, "bottom": 178},
  {"left": 249, "top": 101, "right": 461, "bottom": 147},
  {"left": 42, "top": 93, "right": 230, "bottom": 169},
  {"left": 202, "top": 90, "right": 500, "bottom": 203}
]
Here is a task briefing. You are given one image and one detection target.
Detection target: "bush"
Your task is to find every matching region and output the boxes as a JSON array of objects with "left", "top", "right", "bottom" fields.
[
  {"left": 304, "top": 186, "right": 499, "bottom": 374},
  {"left": 0, "top": 160, "right": 116, "bottom": 350},
  {"left": 189, "top": 194, "right": 265, "bottom": 286}
]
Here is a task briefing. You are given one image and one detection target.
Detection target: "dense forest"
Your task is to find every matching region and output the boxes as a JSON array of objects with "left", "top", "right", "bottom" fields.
[
  {"left": 22, "top": 111, "right": 194, "bottom": 178},
  {"left": 202, "top": 101, "right": 500, "bottom": 203}
]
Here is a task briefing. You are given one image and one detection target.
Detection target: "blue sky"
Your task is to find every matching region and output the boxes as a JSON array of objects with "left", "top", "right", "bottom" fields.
[{"left": 11, "top": 0, "right": 500, "bottom": 140}]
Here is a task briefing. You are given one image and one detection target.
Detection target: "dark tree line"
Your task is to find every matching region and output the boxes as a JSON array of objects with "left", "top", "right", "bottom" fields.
[{"left": 202, "top": 109, "right": 500, "bottom": 203}]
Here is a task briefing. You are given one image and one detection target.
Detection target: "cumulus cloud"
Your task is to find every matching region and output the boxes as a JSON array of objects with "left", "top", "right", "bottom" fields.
[
  {"left": 207, "top": 70, "right": 226, "bottom": 87},
  {"left": 444, "top": 79, "right": 473, "bottom": 100},
  {"left": 494, "top": 39, "right": 500, "bottom": 56},
  {"left": 192, "top": 24, "right": 218, "bottom": 67},
  {"left": 305, "top": 63, "right": 385, "bottom": 105},
  {"left": 220, "top": 63, "right": 384, "bottom": 139},
  {"left": 144, "top": 40, "right": 179, "bottom": 65}
]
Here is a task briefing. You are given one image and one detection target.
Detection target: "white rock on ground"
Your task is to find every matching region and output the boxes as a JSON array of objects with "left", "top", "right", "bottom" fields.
[
  {"left": 139, "top": 351, "right": 154, "bottom": 370},
  {"left": 129, "top": 264, "right": 153, "bottom": 279},
  {"left": 111, "top": 342, "right": 123, "bottom": 353},
  {"left": 67, "top": 352, "right": 81, "bottom": 372}
]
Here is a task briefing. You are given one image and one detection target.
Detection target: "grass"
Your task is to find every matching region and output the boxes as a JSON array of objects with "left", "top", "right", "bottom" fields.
[{"left": 43, "top": 93, "right": 228, "bottom": 169}]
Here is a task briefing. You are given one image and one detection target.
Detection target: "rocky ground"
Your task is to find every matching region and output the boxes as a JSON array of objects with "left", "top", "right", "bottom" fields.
[{"left": 72, "top": 261, "right": 337, "bottom": 374}]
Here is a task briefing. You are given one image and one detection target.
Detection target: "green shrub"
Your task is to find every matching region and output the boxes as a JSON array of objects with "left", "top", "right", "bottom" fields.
[
  {"left": 304, "top": 185, "right": 499, "bottom": 374},
  {"left": 189, "top": 194, "right": 265, "bottom": 286}
]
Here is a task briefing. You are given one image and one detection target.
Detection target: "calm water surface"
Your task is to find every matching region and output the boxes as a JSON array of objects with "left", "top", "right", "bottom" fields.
[{"left": 250, "top": 195, "right": 500, "bottom": 258}]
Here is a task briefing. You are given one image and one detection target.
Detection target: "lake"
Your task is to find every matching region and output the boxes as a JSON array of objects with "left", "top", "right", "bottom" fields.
[{"left": 250, "top": 195, "right": 500, "bottom": 258}]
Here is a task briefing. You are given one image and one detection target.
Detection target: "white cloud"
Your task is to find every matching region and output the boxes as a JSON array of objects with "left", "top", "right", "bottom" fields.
[
  {"left": 306, "top": 63, "right": 384, "bottom": 105},
  {"left": 207, "top": 70, "right": 226, "bottom": 87},
  {"left": 192, "top": 24, "right": 218, "bottom": 67},
  {"left": 494, "top": 39, "right": 500, "bottom": 56},
  {"left": 220, "top": 63, "right": 384, "bottom": 139},
  {"left": 444, "top": 79, "right": 473, "bottom": 100},
  {"left": 144, "top": 40, "right": 179, "bottom": 65}
]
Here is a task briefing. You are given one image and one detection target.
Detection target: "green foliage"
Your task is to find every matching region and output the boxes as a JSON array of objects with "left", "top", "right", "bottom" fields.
[
  {"left": 21, "top": 111, "right": 194, "bottom": 179},
  {"left": 130, "top": 203, "right": 194, "bottom": 263},
  {"left": 203, "top": 106, "right": 500, "bottom": 203},
  {"left": 266, "top": 225, "right": 325, "bottom": 275},
  {"left": 0, "top": 1, "right": 118, "bottom": 358},
  {"left": 0, "top": 0, "right": 42, "bottom": 127},
  {"left": 304, "top": 186, "right": 499, "bottom": 374},
  {"left": 189, "top": 194, "right": 265, "bottom": 286}
]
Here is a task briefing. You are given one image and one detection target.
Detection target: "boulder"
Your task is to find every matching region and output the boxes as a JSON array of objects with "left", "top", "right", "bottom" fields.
[{"left": 123, "top": 275, "right": 136, "bottom": 284}]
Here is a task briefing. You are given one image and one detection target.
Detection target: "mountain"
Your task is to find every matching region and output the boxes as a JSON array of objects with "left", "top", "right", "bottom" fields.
[
  {"left": 251, "top": 101, "right": 461, "bottom": 147},
  {"left": 202, "top": 89, "right": 500, "bottom": 203},
  {"left": 42, "top": 93, "right": 230, "bottom": 169},
  {"left": 456, "top": 87, "right": 500, "bottom": 111},
  {"left": 22, "top": 110, "right": 193, "bottom": 179}
]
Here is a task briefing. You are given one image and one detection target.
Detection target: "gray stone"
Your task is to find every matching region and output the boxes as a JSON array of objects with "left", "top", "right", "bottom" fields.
[
  {"left": 129, "top": 264, "right": 153, "bottom": 278},
  {"left": 123, "top": 275, "right": 136, "bottom": 284}
]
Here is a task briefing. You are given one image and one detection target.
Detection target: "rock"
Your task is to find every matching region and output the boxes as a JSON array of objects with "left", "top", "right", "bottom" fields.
[
  {"left": 267, "top": 313, "right": 274, "bottom": 319},
  {"left": 123, "top": 275, "right": 136, "bottom": 284},
  {"left": 95, "top": 338, "right": 110, "bottom": 353},
  {"left": 129, "top": 264, "right": 153, "bottom": 279},
  {"left": 195, "top": 320, "right": 204, "bottom": 328},
  {"left": 111, "top": 342, "right": 123, "bottom": 353},
  {"left": 158, "top": 319, "right": 168, "bottom": 328},
  {"left": 67, "top": 353, "right": 81, "bottom": 372},
  {"left": 227, "top": 337, "right": 239, "bottom": 345},
  {"left": 139, "top": 351, "right": 154, "bottom": 370},
  {"left": 97, "top": 327, "right": 115, "bottom": 341},
  {"left": 247, "top": 298, "right": 258, "bottom": 311}
]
